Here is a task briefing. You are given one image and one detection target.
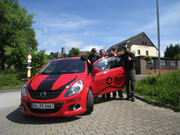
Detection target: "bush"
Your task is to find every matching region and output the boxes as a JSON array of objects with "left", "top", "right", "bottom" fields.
[
  {"left": 136, "top": 70, "right": 180, "bottom": 111},
  {"left": 0, "top": 70, "right": 27, "bottom": 90}
]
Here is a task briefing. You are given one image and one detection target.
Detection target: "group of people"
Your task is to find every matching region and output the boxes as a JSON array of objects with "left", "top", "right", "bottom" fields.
[{"left": 81, "top": 45, "right": 136, "bottom": 102}]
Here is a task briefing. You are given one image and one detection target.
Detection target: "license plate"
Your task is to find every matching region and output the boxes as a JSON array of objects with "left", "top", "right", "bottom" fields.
[{"left": 31, "top": 103, "right": 54, "bottom": 109}]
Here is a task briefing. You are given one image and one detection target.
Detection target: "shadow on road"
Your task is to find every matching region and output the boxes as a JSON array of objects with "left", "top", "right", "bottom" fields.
[{"left": 6, "top": 107, "right": 81, "bottom": 124}]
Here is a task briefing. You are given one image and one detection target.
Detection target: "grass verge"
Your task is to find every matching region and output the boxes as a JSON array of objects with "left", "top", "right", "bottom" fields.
[
  {"left": 136, "top": 70, "right": 180, "bottom": 111},
  {"left": 0, "top": 70, "right": 28, "bottom": 90}
]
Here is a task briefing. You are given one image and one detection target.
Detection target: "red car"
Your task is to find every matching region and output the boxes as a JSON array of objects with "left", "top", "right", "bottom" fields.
[{"left": 21, "top": 56, "right": 125, "bottom": 117}]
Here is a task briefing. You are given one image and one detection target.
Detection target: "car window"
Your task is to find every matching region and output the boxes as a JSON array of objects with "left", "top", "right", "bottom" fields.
[
  {"left": 107, "top": 57, "right": 123, "bottom": 70},
  {"left": 39, "top": 59, "right": 85, "bottom": 74},
  {"left": 93, "top": 58, "right": 108, "bottom": 72}
]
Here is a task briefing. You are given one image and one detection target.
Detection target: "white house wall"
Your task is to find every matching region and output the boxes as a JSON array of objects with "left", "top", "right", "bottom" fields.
[{"left": 131, "top": 44, "right": 158, "bottom": 57}]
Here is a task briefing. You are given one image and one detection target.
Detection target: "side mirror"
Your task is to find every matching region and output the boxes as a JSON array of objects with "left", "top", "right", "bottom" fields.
[{"left": 92, "top": 68, "right": 101, "bottom": 75}]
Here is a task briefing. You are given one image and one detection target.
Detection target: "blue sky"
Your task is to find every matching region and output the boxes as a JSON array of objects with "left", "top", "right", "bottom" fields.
[{"left": 19, "top": 0, "right": 180, "bottom": 56}]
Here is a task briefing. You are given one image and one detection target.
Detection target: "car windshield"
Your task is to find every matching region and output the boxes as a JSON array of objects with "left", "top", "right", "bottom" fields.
[{"left": 39, "top": 59, "right": 85, "bottom": 74}]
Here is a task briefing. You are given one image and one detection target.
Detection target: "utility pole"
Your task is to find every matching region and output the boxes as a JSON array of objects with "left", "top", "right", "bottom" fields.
[{"left": 156, "top": 0, "right": 161, "bottom": 77}]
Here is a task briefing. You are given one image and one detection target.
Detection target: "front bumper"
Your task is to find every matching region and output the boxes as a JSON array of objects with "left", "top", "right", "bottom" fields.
[{"left": 21, "top": 93, "right": 87, "bottom": 117}]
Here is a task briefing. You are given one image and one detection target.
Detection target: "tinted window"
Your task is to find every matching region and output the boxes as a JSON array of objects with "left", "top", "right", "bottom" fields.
[
  {"left": 107, "top": 57, "right": 123, "bottom": 69},
  {"left": 39, "top": 59, "right": 85, "bottom": 74},
  {"left": 93, "top": 57, "right": 123, "bottom": 72},
  {"left": 93, "top": 58, "right": 108, "bottom": 72}
]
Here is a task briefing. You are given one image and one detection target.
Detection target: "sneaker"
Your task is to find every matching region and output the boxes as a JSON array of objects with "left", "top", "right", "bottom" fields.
[
  {"left": 131, "top": 98, "right": 135, "bottom": 102},
  {"left": 125, "top": 97, "right": 130, "bottom": 100}
]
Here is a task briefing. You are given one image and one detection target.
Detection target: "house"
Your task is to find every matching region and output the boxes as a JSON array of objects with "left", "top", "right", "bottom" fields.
[
  {"left": 136, "top": 56, "right": 180, "bottom": 74},
  {"left": 107, "top": 32, "right": 180, "bottom": 74},
  {"left": 50, "top": 47, "right": 66, "bottom": 58},
  {"left": 50, "top": 52, "right": 61, "bottom": 58},
  {"left": 80, "top": 51, "right": 90, "bottom": 56},
  {"left": 107, "top": 32, "right": 158, "bottom": 57}
]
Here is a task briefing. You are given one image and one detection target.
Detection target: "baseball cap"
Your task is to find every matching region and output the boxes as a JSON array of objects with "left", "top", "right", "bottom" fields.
[
  {"left": 111, "top": 47, "right": 116, "bottom": 50},
  {"left": 91, "top": 48, "right": 97, "bottom": 52}
]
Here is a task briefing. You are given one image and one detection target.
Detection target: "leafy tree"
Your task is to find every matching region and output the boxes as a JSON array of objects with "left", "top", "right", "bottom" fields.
[
  {"left": 144, "top": 56, "right": 152, "bottom": 63},
  {"left": 164, "top": 44, "right": 180, "bottom": 58},
  {"left": 0, "top": 0, "right": 38, "bottom": 70},
  {"left": 68, "top": 47, "right": 80, "bottom": 57},
  {"left": 174, "top": 54, "right": 180, "bottom": 59},
  {"left": 46, "top": 54, "right": 56, "bottom": 60},
  {"left": 30, "top": 50, "right": 47, "bottom": 76}
]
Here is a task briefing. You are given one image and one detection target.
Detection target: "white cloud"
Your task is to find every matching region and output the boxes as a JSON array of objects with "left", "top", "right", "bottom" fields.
[
  {"left": 64, "top": 39, "right": 83, "bottom": 48},
  {"left": 41, "top": 37, "right": 84, "bottom": 49},
  {"left": 42, "top": 41, "right": 48, "bottom": 46},
  {"left": 37, "top": 14, "right": 100, "bottom": 33},
  {"left": 35, "top": 30, "right": 42, "bottom": 38},
  {"left": 43, "top": 27, "right": 48, "bottom": 33},
  {"left": 81, "top": 45, "right": 104, "bottom": 52},
  {"left": 41, "top": 38, "right": 57, "bottom": 46},
  {"left": 57, "top": 37, "right": 83, "bottom": 48},
  {"left": 45, "top": 50, "right": 53, "bottom": 55}
]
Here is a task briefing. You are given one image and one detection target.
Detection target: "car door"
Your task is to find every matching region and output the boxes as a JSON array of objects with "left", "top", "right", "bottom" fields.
[{"left": 91, "top": 56, "right": 126, "bottom": 97}]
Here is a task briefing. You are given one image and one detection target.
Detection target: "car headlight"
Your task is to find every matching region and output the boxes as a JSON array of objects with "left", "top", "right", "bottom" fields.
[
  {"left": 21, "top": 84, "right": 27, "bottom": 97},
  {"left": 64, "top": 80, "right": 83, "bottom": 97}
]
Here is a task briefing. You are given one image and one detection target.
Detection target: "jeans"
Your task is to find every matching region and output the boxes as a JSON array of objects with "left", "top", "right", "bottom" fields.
[{"left": 126, "top": 69, "right": 136, "bottom": 98}]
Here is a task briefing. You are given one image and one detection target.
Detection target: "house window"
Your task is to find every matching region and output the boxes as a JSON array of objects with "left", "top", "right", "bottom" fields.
[
  {"left": 133, "top": 50, "right": 136, "bottom": 54},
  {"left": 142, "top": 41, "right": 144, "bottom": 45},
  {"left": 146, "top": 51, "right": 149, "bottom": 55},
  {"left": 160, "top": 60, "right": 166, "bottom": 66},
  {"left": 137, "top": 50, "right": 141, "bottom": 55},
  {"left": 170, "top": 61, "right": 176, "bottom": 66},
  {"left": 145, "top": 42, "right": 147, "bottom": 45}
]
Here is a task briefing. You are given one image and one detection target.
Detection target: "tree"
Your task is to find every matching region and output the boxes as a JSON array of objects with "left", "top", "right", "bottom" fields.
[
  {"left": 68, "top": 47, "right": 80, "bottom": 57},
  {"left": 0, "top": 0, "right": 38, "bottom": 70},
  {"left": 174, "top": 54, "right": 180, "bottom": 59},
  {"left": 144, "top": 56, "right": 152, "bottom": 63},
  {"left": 164, "top": 44, "right": 180, "bottom": 58},
  {"left": 30, "top": 50, "right": 47, "bottom": 76}
]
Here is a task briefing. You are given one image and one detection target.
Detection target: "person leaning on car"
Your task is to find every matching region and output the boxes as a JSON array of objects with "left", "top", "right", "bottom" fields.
[
  {"left": 107, "top": 47, "right": 123, "bottom": 99},
  {"left": 99, "top": 49, "right": 108, "bottom": 99},
  {"left": 120, "top": 44, "right": 136, "bottom": 102},
  {"left": 81, "top": 48, "right": 100, "bottom": 73}
]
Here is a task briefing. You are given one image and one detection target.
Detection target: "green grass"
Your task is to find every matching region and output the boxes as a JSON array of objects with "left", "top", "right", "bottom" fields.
[
  {"left": 136, "top": 70, "right": 180, "bottom": 111},
  {"left": 0, "top": 70, "right": 28, "bottom": 90}
]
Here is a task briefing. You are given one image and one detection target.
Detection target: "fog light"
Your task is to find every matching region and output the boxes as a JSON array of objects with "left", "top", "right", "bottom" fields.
[{"left": 73, "top": 104, "right": 82, "bottom": 111}]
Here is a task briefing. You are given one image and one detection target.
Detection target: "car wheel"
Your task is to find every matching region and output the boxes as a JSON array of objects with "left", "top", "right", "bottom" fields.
[{"left": 84, "top": 89, "right": 94, "bottom": 115}]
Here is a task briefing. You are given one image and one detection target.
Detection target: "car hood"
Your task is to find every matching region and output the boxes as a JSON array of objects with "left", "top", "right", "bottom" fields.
[{"left": 27, "top": 74, "right": 81, "bottom": 91}]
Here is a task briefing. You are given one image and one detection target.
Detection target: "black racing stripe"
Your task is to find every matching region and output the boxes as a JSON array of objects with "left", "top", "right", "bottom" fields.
[
  {"left": 56, "top": 76, "right": 77, "bottom": 91},
  {"left": 27, "top": 79, "right": 34, "bottom": 91},
  {"left": 37, "top": 74, "right": 62, "bottom": 91},
  {"left": 93, "top": 85, "right": 124, "bottom": 96}
]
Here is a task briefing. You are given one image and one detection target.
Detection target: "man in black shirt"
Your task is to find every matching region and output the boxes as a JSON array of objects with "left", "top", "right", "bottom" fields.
[
  {"left": 81, "top": 48, "right": 100, "bottom": 73},
  {"left": 120, "top": 44, "right": 136, "bottom": 102}
]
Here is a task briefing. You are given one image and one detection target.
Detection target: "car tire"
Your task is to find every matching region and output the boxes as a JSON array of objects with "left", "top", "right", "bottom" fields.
[{"left": 84, "top": 89, "right": 94, "bottom": 115}]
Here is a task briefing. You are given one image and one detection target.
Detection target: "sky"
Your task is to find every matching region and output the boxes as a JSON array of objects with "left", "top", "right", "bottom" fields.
[{"left": 19, "top": 0, "right": 180, "bottom": 56}]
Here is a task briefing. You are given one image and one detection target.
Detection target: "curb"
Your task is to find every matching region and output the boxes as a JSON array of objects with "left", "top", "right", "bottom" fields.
[
  {"left": 0, "top": 89, "right": 21, "bottom": 93},
  {"left": 135, "top": 94, "right": 179, "bottom": 112}
]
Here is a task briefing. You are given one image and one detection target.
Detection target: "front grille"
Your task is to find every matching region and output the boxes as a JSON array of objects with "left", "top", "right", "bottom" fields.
[
  {"left": 26, "top": 102, "right": 63, "bottom": 114},
  {"left": 29, "top": 90, "right": 62, "bottom": 100}
]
